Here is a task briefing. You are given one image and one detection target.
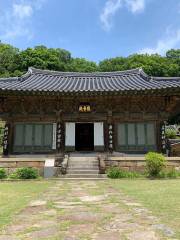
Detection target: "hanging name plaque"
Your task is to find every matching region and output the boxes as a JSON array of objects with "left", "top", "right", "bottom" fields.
[{"left": 79, "top": 103, "right": 91, "bottom": 113}]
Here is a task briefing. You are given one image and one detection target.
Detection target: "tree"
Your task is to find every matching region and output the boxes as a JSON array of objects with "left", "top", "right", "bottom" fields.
[
  {"left": 166, "top": 49, "right": 180, "bottom": 59},
  {"left": 19, "top": 45, "right": 72, "bottom": 72},
  {"left": 0, "top": 41, "right": 180, "bottom": 78},
  {"left": 99, "top": 53, "right": 180, "bottom": 77},
  {"left": 0, "top": 42, "right": 22, "bottom": 77},
  {"left": 66, "top": 58, "right": 98, "bottom": 72},
  {"left": 99, "top": 57, "right": 127, "bottom": 72}
]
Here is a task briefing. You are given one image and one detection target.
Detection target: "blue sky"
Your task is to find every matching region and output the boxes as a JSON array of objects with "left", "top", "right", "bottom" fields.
[{"left": 0, "top": 0, "right": 180, "bottom": 62}]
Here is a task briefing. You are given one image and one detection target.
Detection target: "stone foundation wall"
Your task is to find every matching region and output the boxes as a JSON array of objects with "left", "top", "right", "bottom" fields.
[
  {"left": 171, "top": 143, "right": 180, "bottom": 156},
  {"left": 105, "top": 157, "right": 180, "bottom": 172},
  {"left": 0, "top": 159, "right": 45, "bottom": 176}
]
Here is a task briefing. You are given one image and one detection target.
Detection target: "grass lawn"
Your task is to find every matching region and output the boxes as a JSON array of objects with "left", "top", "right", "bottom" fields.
[
  {"left": 0, "top": 181, "right": 53, "bottom": 229},
  {"left": 110, "top": 179, "right": 180, "bottom": 237}
]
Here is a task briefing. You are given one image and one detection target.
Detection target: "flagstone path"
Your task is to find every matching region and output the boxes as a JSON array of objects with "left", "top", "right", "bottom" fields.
[{"left": 0, "top": 180, "right": 177, "bottom": 240}]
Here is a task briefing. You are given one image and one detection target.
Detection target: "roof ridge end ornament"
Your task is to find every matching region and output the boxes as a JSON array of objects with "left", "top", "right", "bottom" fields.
[
  {"left": 28, "top": 67, "right": 34, "bottom": 74},
  {"left": 138, "top": 67, "right": 149, "bottom": 79},
  {"left": 138, "top": 67, "right": 143, "bottom": 73},
  {"left": 20, "top": 67, "right": 33, "bottom": 82}
]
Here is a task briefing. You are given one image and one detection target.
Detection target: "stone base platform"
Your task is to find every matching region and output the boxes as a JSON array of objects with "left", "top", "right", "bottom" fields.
[
  {"left": 0, "top": 157, "right": 47, "bottom": 176},
  {"left": 105, "top": 156, "right": 180, "bottom": 172},
  {"left": 0, "top": 155, "right": 180, "bottom": 177}
]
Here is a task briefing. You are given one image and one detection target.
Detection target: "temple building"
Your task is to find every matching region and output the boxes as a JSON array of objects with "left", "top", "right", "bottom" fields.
[{"left": 0, "top": 67, "right": 180, "bottom": 156}]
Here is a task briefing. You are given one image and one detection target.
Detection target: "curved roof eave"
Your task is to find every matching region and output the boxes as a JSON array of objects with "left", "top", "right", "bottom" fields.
[{"left": 0, "top": 67, "right": 179, "bottom": 94}]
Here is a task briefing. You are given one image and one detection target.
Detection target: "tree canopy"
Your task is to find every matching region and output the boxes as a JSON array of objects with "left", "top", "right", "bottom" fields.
[{"left": 0, "top": 42, "right": 180, "bottom": 77}]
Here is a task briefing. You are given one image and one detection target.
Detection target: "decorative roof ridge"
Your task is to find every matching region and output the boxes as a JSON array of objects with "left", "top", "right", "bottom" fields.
[
  {"left": 0, "top": 76, "right": 19, "bottom": 82},
  {"left": 29, "top": 67, "right": 145, "bottom": 77},
  {"left": 152, "top": 76, "right": 180, "bottom": 81},
  {"left": 0, "top": 68, "right": 32, "bottom": 82}
]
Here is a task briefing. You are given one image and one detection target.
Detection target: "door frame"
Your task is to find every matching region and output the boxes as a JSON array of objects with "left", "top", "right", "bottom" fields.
[{"left": 75, "top": 122, "right": 94, "bottom": 151}]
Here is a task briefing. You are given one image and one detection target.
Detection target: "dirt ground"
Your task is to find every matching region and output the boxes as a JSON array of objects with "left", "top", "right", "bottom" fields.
[{"left": 0, "top": 180, "right": 177, "bottom": 240}]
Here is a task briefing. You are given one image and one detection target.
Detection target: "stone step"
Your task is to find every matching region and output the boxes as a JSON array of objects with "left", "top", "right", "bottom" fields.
[
  {"left": 68, "top": 160, "right": 98, "bottom": 163},
  {"left": 61, "top": 174, "right": 107, "bottom": 179},
  {"left": 68, "top": 160, "right": 98, "bottom": 164},
  {"left": 68, "top": 164, "right": 99, "bottom": 167},
  {"left": 68, "top": 164, "right": 99, "bottom": 168},
  {"left": 57, "top": 178, "right": 107, "bottom": 180},
  {"left": 66, "top": 156, "right": 101, "bottom": 178},
  {"left": 67, "top": 167, "right": 99, "bottom": 170},
  {"left": 67, "top": 170, "right": 99, "bottom": 174},
  {"left": 69, "top": 157, "right": 98, "bottom": 161}
]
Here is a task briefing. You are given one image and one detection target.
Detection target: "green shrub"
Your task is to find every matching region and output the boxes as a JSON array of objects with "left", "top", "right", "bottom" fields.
[
  {"left": 107, "top": 167, "right": 141, "bottom": 179},
  {"left": 145, "top": 152, "right": 166, "bottom": 177},
  {"left": 126, "top": 171, "right": 141, "bottom": 178},
  {"left": 157, "top": 169, "right": 180, "bottom": 179},
  {"left": 107, "top": 167, "right": 120, "bottom": 178},
  {"left": 9, "top": 167, "right": 39, "bottom": 179},
  {"left": 157, "top": 171, "right": 167, "bottom": 179},
  {"left": 166, "top": 169, "right": 180, "bottom": 179},
  {"left": 0, "top": 136, "right": 3, "bottom": 145},
  {"left": 9, "top": 172, "right": 19, "bottom": 179},
  {"left": 0, "top": 168, "right": 7, "bottom": 179},
  {"left": 165, "top": 129, "right": 176, "bottom": 139}
]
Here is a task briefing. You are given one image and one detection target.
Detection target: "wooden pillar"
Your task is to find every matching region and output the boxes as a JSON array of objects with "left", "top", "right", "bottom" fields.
[
  {"left": 104, "top": 122, "right": 109, "bottom": 152},
  {"left": 55, "top": 109, "right": 64, "bottom": 154},
  {"left": 161, "top": 121, "right": 167, "bottom": 154},
  {"left": 107, "top": 111, "right": 114, "bottom": 153},
  {"left": 56, "top": 121, "right": 65, "bottom": 153},
  {"left": 156, "top": 121, "right": 166, "bottom": 153},
  {"left": 2, "top": 122, "right": 11, "bottom": 156}
]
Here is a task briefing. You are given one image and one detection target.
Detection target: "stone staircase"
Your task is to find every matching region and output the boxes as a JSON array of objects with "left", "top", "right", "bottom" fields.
[{"left": 64, "top": 156, "right": 106, "bottom": 179}]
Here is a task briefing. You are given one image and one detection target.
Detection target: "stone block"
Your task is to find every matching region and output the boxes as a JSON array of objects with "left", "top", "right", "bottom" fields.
[
  {"left": 129, "top": 166, "right": 137, "bottom": 171},
  {"left": 134, "top": 166, "right": 145, "bottom": 173},
  {"left": 44, "top": 167, "right": 56, "bottom": 178},
  {"left": 38, "top": 162, "right": 45, "bottom": 167},
  {"left": 109, "top": 161, "right": 118, "bottom": 167},
  {"left": 136, "top": 162, "right": 145, "bottom": 167},
  {"left": 17, "top": 161, "right": 41, "bottom": 168},
  {"left": 118, "top": 161, "right": 137, "bottom": 167},
  {"left": 167, "top": 162, "right": 179, "bottom": 167},
  {"left": 0, "top": 162, "right": 16, "bottom": 168},
  {"left": 120, "top": 167, "right": 130, "bottom": 171}
]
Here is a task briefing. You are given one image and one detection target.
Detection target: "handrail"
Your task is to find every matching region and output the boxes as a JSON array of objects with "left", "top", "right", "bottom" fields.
[
  {"left": 98, "top": 155, "right": 106, "bottom": 174},
  {"left": 61, "top": 154, "right": 69, "bottom": 174}
]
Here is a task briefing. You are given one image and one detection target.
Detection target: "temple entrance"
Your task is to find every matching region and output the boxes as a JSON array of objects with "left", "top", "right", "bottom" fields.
[{"left": 75, "top": 123, "right": 94, "bottom": 151}]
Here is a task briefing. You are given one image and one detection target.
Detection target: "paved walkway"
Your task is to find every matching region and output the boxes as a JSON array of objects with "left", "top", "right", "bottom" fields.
[{"left": 0, "top": 180, "right": 176, "bottom": 240}]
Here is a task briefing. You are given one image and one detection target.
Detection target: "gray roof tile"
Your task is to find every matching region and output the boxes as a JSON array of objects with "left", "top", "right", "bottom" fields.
[{"left": 0, "top": 67, "right": 179, "bottom": 95}]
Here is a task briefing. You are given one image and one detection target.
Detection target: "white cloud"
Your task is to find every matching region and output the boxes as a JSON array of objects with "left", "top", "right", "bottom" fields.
[
  {"left": 139, "top": 28, "right": 180, "bottom": 55},
  {"left": 0, "top": 0, "right": 45, "bottom": 41},
  {"left": 125, "top": 0, "right": 145, "bottom": 13},
  {"left": 100, "top": 0, "right": 122, "bottom": 31},
  {"left": 13, "top": 3, "right": 33, "bottom": 20},
  {"left": 100, "top": 0, "right": 145, "bottom": 31}
]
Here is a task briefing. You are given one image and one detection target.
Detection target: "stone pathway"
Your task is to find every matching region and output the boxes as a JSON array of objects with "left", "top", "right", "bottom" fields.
[{"left": 0, "top": 180, "right": 177, "bottom": 240}]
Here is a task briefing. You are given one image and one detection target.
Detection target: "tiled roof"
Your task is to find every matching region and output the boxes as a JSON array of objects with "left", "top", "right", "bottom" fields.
[{"left": 0, "top": 67, "right": 180, "bottom": 95}]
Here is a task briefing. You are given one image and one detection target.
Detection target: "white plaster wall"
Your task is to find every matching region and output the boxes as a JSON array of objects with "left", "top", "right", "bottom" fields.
[
  {"left": 52, "top": 123, "right": 57, "bottom": 149},
  {"left": 65, "top": 122, "right": 75, "bottom": 146},
  {"left": 94, "top": 122, "right": 104, "bottom": 146}
]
